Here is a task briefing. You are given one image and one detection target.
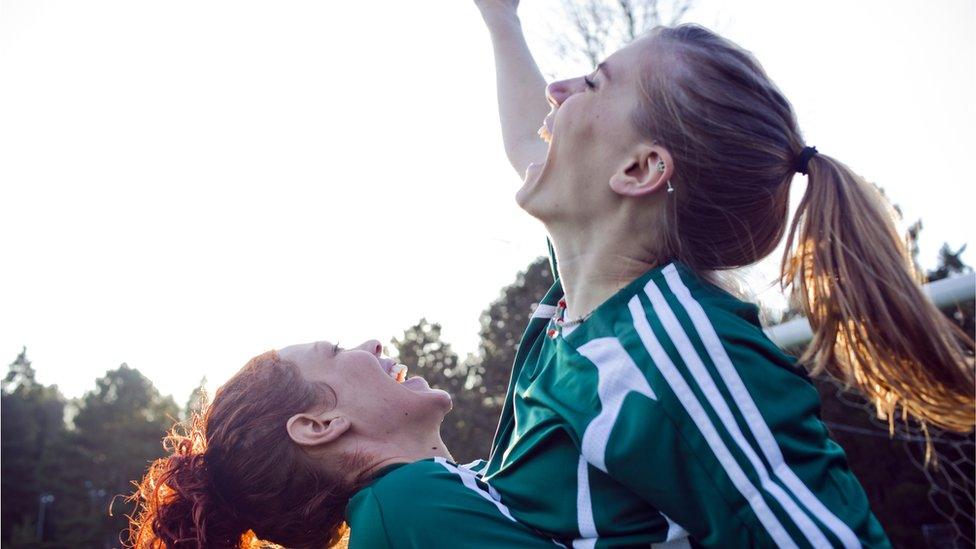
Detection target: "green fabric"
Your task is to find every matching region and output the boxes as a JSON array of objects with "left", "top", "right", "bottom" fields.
[
  {"left": 345, "top": 458, "right": 556, "bottom": 548},
  {"left": 484, "top": 260, "right": 891, "bottom": 548}
]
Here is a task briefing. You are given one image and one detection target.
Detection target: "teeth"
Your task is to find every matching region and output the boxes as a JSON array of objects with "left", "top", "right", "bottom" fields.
[
  {"left": 390, "top": 364, "right": 408, "bottom": 383},
  {"left": 537, "top": 124, "right": 552, "bottom": 144}
]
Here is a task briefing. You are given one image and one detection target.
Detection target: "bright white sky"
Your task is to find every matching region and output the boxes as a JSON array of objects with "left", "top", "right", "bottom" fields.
[{"left": 1, "top": 0, "right": 973, "bottom": 404}]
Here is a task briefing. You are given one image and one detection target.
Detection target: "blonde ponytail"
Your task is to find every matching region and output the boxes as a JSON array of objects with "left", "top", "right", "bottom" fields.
[
  {"left": 781, "top": 153, "right": 975, "bottom": 442},
  {"left": 634, "top": 24, "right": 974, "bottom": 451}
]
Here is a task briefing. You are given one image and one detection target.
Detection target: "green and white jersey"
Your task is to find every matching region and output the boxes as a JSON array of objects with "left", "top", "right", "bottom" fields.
[
  {"left": 345, "top": 457, "right": 559, "bottom": 548},
  {"left": 483, "top": 260, "right": 891, "bottom": 548}
]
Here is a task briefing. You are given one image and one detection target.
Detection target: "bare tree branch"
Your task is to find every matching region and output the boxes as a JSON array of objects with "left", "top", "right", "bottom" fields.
[
  {"left": 617, "top": 0, "right": 638, "bottom": 41},
  {"left": 550, "top": 0, "right": 694, "bottom": 71},
  {"left": 669, "top": 0, "right": 692, "bottom": 25}
]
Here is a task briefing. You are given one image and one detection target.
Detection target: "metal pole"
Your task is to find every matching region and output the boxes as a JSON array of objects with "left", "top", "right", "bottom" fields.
[
  {"left": 36, "top": 495, "right": 45, "bottom": 540},
  {"left": 36, "top": 493, "right": 54, "bottom": 541},
  {"left": 764, "top": 273, "right": 976, "bottom": 348}
]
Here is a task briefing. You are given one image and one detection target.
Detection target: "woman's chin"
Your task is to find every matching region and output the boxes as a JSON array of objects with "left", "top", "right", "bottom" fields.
[
  {"left": 523, "top": 160, "right": 544, "bottom": 182},
  {"left": 516, "top": 162, "right": 545, "bottom": 211}
]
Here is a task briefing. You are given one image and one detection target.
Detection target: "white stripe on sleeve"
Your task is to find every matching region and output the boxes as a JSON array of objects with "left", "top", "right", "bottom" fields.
[
  {"left": 460, "top": 459, "right": 490, "bottom": 475},
  {"left": 644, "top": 276, "right": 833, "bottom": 548},
  {"left": 661, "top": 264, "right": 860, "bottom": 549},
  {"left": 434, "top": 457, "right": 516, "bottom": 523},
  {"left": 662, "top": 513, "right": 690, "bottom": 543},
  {"left": 574, "top": 455, "right": 599, "bottom": 548},
  {"left": 627, "top": 295, "right": 799, "bottom": 549}
]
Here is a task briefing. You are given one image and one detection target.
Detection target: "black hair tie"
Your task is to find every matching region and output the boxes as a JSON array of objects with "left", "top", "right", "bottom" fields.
[{"left": 795, "top": 146, "right": 818, "bottom": 175}]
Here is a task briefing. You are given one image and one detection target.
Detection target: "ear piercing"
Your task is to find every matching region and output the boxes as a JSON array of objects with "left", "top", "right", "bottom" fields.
[
  {"left": 654, "top": 160, "right": 674, "bottom": 194},
  {"left": 657, "top": 160, "right": 673, "bottom": 194}
]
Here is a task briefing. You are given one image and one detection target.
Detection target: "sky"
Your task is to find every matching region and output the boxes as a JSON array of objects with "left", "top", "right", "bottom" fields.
[{"left": 1, "top": 0, "right": 973, "bottom": 404}]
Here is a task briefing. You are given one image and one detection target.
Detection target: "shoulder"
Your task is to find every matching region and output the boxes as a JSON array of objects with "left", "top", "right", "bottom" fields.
[
  {"left": 346, "top": 485, "right": 394, "bottom": 548},
  {"left": 575, "top": 263, "right": 800, "bottom": 376},
  {"left": 361, "top": 458, "right": 504, "bottom": 519},
  {"left": 352, "top": 458, "right": 556, "bottom": 548},
  {"left": 346, "top": 460, "right": 453, "bottom": 549},
  {"left": 565, "top": 262, "right": 817, "bottom": 418}
]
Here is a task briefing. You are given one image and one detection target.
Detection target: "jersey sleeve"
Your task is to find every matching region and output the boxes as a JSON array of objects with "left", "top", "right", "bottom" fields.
[
  {"left": 573, "top": 269, "right": 890, "bottom": 548},
  {"left": 346, "top": 487, "right": 394, "bottom": 549},
  {"left": 353, "top": 459, "right": 559, "bottom": 548}
]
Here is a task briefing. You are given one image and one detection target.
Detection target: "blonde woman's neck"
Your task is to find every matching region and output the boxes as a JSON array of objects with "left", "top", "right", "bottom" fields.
[{"left": 549, "top": 224, "right": 659, "bottom": 322}]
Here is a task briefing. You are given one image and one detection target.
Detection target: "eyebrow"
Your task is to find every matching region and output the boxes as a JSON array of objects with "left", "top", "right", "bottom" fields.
[
  {"left": 597, "top": 62, "right": 612, "bottom": 82},
  {"left": 325, "top": 342, "right": 340, "bottom": 358}
]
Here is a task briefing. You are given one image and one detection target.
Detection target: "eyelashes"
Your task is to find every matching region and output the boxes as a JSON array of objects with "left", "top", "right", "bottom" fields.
[
  {"left": 583, "top": 75, "right": 596, "bottom": 89},
  {"left": 332, "top": 342, "right": 340, "bottom": 355}
]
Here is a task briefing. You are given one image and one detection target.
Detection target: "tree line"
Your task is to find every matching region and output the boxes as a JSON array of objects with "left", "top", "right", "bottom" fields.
[{"left": 2, "top": 244, "right": 972, "bottom": 548}]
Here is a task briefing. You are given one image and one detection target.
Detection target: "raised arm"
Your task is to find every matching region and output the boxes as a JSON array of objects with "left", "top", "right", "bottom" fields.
[{"left": 475, "top": 1, "right": 550, "bottom": 177}]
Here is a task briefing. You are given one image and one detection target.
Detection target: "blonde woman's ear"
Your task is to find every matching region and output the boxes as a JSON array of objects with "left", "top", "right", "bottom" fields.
[
  {"left": 609, "top": 144, "right": 671, "bottom": 197},
  {"left": 286, "top": 413, "right": 351, "bottom": 448}
]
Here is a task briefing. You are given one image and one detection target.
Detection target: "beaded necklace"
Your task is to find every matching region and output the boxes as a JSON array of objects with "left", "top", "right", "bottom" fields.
[{"left": 547, "top": 298, "right": 592, "bottom": 339}]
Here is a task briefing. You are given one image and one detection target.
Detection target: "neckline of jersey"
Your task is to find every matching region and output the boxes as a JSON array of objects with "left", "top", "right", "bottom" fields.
[
  {"left": 361, "top": 455, "right": 472, "bottom": 489},
  {"left": 552, "top": 260, "right": 693, "bottom": 345},
  {"left": 364, "top": 456, "right": 444, "bottom": 486}
]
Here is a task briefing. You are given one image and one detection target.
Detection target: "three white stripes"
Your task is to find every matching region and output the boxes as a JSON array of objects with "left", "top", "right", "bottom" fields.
[
  {"left": 435, "top": 457, "right": 517, "bottom": 523},
  {"left": 660, "top": 266, "right": 860, "bottom": 549},
  {"left": 439, "top": 458, "right": 569, "bottom": 548},
  {"left": 530, "top": 264, "right": 857, "bottom": 547},
  {"left": 619, "top": 264, "right": 859, "bottom": 549},
  {"left": 628, "top": 295, "right": 798, "bottom": 547}
]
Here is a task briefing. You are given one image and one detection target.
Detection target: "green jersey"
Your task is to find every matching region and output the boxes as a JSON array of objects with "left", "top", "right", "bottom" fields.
[
  {"left": 483, "top": 260, "right": 891, "bottom": 548},
  {"left": 345, "top": 457, "right": 559, "bottom": 548}
]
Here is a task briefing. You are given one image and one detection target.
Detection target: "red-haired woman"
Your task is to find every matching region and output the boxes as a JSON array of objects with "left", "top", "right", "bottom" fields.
[
  {"left": 128, "top": 339, "right": 558, "bottom": 548},
  {"left": 473, "top": 0, "right": 974, "bottom": 547}
]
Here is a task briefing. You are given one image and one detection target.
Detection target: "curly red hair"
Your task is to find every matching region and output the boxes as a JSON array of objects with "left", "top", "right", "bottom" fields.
[{"left": 128, "top": 350, "right": 365, "bottom": 548}]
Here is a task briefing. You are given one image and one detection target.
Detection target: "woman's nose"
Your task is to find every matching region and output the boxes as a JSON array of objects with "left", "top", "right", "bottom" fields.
[
  {"left": 355, "top": 339, "right": 383, "bottom": 357},
  {"left": 546, "top": 77, "right": 582, "bottom": 107}
]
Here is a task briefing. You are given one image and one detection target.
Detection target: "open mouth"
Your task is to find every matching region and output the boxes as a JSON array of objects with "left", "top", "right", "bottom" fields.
[
  {"left": 379, "top": 358, "right": 434, "bottom": 392},
  {"left": 401, "top": 376, "right": 430, "bottom": 391},
  {"left": 537, "top": 113, "right": 555, "bottom": 144},
  {"left": 381, "top": 359, "right": 408, "bottom": 383}
]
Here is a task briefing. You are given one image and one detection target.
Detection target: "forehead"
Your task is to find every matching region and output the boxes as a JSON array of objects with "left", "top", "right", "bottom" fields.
[
  {"left": 605, "top": 35, "right": 656, "bottom": 77},
  {"left": 277, "top": 340, "right": 335, "bottom": 366}
]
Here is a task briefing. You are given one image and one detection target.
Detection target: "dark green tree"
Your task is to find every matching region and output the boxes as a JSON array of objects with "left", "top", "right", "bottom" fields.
[
  {"left": 474, "top": 257, "right": 554, "bottom": 412},
  {"left": 1, "top": 348, "right": 67, "bottom": 546},
  {"left": 51, "top": 364, "right": 180, "bottom": 547},
  {"left": 391, "top": 319, "right": 488, "bottom": 463},
  {"left": 183, "top": 376, "right": 208, "bottom": 421},
  {"left": 391, "top": 257, "right": 555, "bottom": 463},
  {"left": 393, "top": 320, "right": 471, "bottom": 396},
  {"left": 927, "top": 243, "right": 970, "bottom": 281}
]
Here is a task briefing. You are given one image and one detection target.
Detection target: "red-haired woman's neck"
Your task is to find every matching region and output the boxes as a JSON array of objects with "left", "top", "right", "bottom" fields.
[{"left": 355, "top": 431, "right": 454, "bottom": 481}]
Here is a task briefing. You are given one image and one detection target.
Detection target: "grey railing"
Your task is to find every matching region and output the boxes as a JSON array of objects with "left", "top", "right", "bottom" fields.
[{"left": 764, "top": 273, "right": 976, "bottom": 348}]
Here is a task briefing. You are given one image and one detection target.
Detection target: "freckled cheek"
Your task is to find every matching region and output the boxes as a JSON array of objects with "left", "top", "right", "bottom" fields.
[
  {"left": 559, "top": 111, "right": 597, "bottom": 147},
  {"left": 332, "top": 369, "right": 378, "bottom": 399},
  {"left": 589, "top": 103, "right": 619, "bottom": 138},
  {"left": 573, "top": 100, "right": 611, "bottom": 143}
]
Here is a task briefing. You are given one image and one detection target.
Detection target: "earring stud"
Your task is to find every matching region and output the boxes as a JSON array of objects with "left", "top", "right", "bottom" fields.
[
  {"left": 657, "top": 160, "right": 666, "bottom": 172},
  {"left": 667, "top": 180, "right": 674, "bottom": 194}
]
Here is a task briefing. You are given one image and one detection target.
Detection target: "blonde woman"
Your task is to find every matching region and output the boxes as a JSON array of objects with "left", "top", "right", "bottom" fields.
[{"left": 473, "top": 1, "right": 974, "bottom": 547}]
